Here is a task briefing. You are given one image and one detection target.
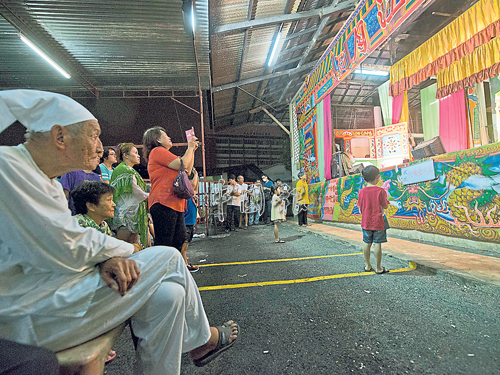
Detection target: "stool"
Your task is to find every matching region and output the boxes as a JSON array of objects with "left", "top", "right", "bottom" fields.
[{"left": 56, "top": 322, "right": 127, "bottom": 375}]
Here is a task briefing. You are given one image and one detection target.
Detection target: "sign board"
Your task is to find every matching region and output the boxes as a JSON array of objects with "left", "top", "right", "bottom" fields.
[{"left": 401, "top": 159, "right": 436, "bottom": 185}]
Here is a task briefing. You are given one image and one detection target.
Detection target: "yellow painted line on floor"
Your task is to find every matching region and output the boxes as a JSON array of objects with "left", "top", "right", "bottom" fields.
[
  {"left": 198, "top": 266, "right": 414, "bottom": 291},
  {"left": 196, "top": 252, "right": 363, "bottom": 268}
]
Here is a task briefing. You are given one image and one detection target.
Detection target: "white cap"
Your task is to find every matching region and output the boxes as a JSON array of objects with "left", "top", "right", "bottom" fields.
[{"left": 0, "top": 89, "right": 96, "bottom": 133}]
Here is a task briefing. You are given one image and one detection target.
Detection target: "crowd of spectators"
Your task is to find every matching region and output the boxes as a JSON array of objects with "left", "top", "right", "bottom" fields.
[{"left": 0, "top": 90, "right": 239, "bottom": 375}]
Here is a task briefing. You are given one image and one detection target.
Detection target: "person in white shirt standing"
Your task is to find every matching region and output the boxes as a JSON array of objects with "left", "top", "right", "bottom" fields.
[
  {"left": 237, "top": 175, "right": 249, "bottom": 230},
  {"left": 224, "top": 174, "right": 242, "bottom": 232}
]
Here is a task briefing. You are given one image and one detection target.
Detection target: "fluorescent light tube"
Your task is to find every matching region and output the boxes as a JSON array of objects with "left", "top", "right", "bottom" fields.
[
  {"left": 354, "top": 69, "right": 389, "bottom": 76},
  {"left": 191, "top": 2, "right": 196, "bottom": 34},
  {"left": 20, "top": 34, "right": 71, "bottom": 79},
  {"left": 267, "top": 33, "right": 281, "bottom": 67}
]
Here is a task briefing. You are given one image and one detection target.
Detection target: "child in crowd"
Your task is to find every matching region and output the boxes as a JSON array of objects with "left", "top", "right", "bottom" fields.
[
  {"left": 271, "top": 186, "right": 286, "bottom": 243},
  {"left": 183, "top": 168, "right": 200, "bottom": 272},
  {"left": 357, "top": 165, "right": 390, "bottom": 274}
]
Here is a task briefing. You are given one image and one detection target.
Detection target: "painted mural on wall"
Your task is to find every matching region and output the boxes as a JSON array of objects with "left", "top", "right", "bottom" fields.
[
  {"left": 296, "top": 0, "right": 427, "bottom": 114},
  {"left": 298, "top": 109, "right": 320, "bottom": 184},
  {"left": 305, "top": 142, "right": 500, "bottom": 243}
]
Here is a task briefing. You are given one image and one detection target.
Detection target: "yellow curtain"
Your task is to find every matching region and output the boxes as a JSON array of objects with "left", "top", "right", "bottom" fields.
[
  {"left": 399, "top": 91, "right": 409, "bottom": 124},
  {"left": 390, "top": 0, "right": 500, "bottom": 97},
  {"left": 436, "top": 36, "right": 500, "bottom": 98}
]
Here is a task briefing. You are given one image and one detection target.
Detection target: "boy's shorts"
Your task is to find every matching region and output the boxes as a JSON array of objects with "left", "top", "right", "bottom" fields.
[
  {"left": 185, "top": 225, "right": 195, "bottom": 243},
  {"left": 362, "top": 229, "right": 387, "bottom": 244}
]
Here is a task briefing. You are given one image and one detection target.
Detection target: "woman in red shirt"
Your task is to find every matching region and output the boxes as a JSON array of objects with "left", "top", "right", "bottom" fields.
[{"left": 142, "top": 127, "right": 199, "bottom": 263}]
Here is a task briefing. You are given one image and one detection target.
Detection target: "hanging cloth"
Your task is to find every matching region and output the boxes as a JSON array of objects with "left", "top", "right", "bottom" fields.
[
  {"left": 323, "top": 94, "right": 333, "bottom": 180},
  {"left": 439, "top": 89, "right": 468, "bottom": 153},
  {"left": 378, "top": 80, "right": 393, "bottom": 126},
  {"left": 420, "top": 84, "right": 440, "bottom": 141}
]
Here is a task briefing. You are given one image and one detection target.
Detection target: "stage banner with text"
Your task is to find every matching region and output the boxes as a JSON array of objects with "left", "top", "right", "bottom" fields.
[{"left": 296, "top": 0, "right": 426, "bottom": 114}]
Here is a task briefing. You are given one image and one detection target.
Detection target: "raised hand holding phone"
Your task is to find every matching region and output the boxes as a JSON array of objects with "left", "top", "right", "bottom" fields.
[
  {"left": 186, "top": 127, "right": 199, "bottom": 150},
  {"left": 185, "top": 127, "right": 195, "bottom": 142}
]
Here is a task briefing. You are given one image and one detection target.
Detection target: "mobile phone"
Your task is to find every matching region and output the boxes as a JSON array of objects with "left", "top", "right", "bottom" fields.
[{"left": 185, "top": 127, "right": 195, "bottom": 142}]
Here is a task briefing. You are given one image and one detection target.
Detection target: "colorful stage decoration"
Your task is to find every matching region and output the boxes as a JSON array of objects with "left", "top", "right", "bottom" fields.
[
  {"left": 298, "top": 109, "right": 320, "bottom": 184},
  {"left": 467, "top": 86, "right": 483, "bottom": 147},
  {"left": 305, "top": 142, "right": 500, "bottom": 243},
  {"left": 296, "top": 0, "right": 427, "bottom": 115},
  {"left": 333, "top": 122, "right": 410, "bottom": 159}
]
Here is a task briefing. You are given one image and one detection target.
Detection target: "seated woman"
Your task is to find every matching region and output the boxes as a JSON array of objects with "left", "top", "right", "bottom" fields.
[
  {"left": 71, "top": 181, "right": 141, "bottom": 365},
  {"left": 71, "top": 181, "right": 143, "bottom": 252},
  {"left": 110, "top": 143, "right": 149, "bottom": 247}
]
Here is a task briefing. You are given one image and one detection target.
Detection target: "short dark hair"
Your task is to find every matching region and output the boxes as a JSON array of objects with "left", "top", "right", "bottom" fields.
[
  {"left": 362, "top": 165, "right": 380, "bottom": 184},
  {"left": 100, "top": 146, "right": 114, "bottom": 164},
  {"left": 298, "top": 171, "right": 305, "bottom": 178},
  {"left": 228, "top": 174, "right": 236, "bottom": 181},
  {"left": 72, "top": 181, "right": 115, "bottom": 215}
]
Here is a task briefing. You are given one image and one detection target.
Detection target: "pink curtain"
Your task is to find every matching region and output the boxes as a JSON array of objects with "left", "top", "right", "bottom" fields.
[
  {"left": 392, "top": 93, "right": 404, "bottom": 125},
  {"left": 323, "top": 94, "right": 332, "bottom": 180},
  {"left": 439, "top": 89, "right": 468, "bottom": 153}
]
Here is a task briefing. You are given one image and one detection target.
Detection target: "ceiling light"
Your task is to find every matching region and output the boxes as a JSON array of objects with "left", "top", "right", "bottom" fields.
[
  {"left": 20, "top": 34, "right": 71, "bottom": 79},
  {"left": 182, "top": 0, "right": 195, "bottom": 36},
  {"left": 432, "top": 12, "right": 452, "bottom": 17},
  {"left": 267, "top": 33, "right": 281, "bottom": 67},
  {"left": 354, "top": 69, "right": 389, "bottom": 76},
  {"left": 191, "top": 2, "right": 196, "bottom": 34}
]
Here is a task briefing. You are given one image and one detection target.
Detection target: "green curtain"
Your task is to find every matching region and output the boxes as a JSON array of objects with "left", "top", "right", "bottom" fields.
[
  {"left": 316, "top": 101, "right": 325, "bottom": 181},
  {"left": 489, "top": 75, "right": 500, "bottom": 142},
  {"left": 378, "top": 80, "right": 393, "bottom": 126},
  {"left": 420, "top": 83, "right": 440, "bottom": 140}
]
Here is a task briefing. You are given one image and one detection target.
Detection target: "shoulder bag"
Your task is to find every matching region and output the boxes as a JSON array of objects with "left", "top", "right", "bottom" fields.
[{"left": 173, "top": 158, "right": 194, "bottom": 199}]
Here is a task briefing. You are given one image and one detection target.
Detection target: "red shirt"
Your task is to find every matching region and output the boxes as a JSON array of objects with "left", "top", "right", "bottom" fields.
[
  {"left": 148, "top": 147, "right": 185, "bottom": 212},
  {"left": 357, "top": 185, "right": 390, "bottom": 230}
]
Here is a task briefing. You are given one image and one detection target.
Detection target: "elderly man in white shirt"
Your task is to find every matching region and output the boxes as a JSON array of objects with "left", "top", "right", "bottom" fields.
[{"left": 0, "top": 90, "right": 238, "bottom": 375}]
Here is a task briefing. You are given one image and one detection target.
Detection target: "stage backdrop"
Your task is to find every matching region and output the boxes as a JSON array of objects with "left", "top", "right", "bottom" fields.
[{"left": 306, "top": 142, "right": 500, "bottom": 243}]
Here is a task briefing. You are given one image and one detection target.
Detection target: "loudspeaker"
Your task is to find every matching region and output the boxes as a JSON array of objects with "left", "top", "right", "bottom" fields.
[{"left": 411, "top": 136, "right": 446, "bottom": 160}]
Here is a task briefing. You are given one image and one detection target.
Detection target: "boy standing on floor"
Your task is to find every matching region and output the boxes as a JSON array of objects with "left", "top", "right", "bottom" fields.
[{"left": 357, "top": 165, "right": 390, "bottom": 274}]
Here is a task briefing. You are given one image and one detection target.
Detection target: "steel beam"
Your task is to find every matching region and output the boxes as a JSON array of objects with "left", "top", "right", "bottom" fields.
[
  {"left": 283, "top": 26, "right": 317, "bottom": 41},
  {"left": 212, "top": 61, "right": 316, "bottom": 92},
  {"left": 279, "top": 15, "right": 330, "bottom": 103},
  {"left": 213, "top": 0, "right": 357, "bottom": 34}
]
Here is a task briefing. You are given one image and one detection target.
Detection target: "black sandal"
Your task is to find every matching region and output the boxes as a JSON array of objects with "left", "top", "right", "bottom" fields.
[{"left": 193, "top": 321, "right": 239, "bottom": 367}]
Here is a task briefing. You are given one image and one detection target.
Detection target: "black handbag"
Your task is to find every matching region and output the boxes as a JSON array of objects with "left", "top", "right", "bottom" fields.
[{"left": 173, "top": 159, "right": 194, "bottom": 200}]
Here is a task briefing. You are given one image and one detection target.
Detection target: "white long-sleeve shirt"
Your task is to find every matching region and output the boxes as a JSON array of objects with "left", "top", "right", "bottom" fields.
[{"left": 0, "top": 144, "right": 134, "bottom": 318}]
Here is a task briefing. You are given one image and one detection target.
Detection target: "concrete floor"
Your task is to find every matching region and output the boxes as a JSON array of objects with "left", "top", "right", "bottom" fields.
[{"left": 104, "top": 221, "right": 500, "bottom": 375}]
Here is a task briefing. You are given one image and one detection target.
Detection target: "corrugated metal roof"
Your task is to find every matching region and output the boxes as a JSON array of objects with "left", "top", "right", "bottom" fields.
[
  {"left": 1, "top": 0, "right": 473, "bottom": 132},
  {"left": 0, "top": 0, "right": 210, "bottom": 95}
]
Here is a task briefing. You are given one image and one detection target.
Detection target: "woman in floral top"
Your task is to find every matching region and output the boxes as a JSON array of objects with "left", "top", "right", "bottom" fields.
[
  {"left": 110, "top": 143, "right": 149, "bottom": 247},
  {"left": 71, "top": 180, "right": 141, "bottom": 364}
]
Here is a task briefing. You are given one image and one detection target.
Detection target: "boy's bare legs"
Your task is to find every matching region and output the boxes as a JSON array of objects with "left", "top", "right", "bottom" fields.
[
  {"left": 274, "top": 222, "right": 279, "bottom": 241},
  {"left": 373, "top": 243, "right": 383, "bottom": 272},
  {"left": 363, "top": 242, "right": 372, "bottom": 271},
  {"left": 189, "top": 323, "right": 239, "bottom": 361},
  {"left": 180, "top": 242, "right": 189, "bottom": 265}
]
